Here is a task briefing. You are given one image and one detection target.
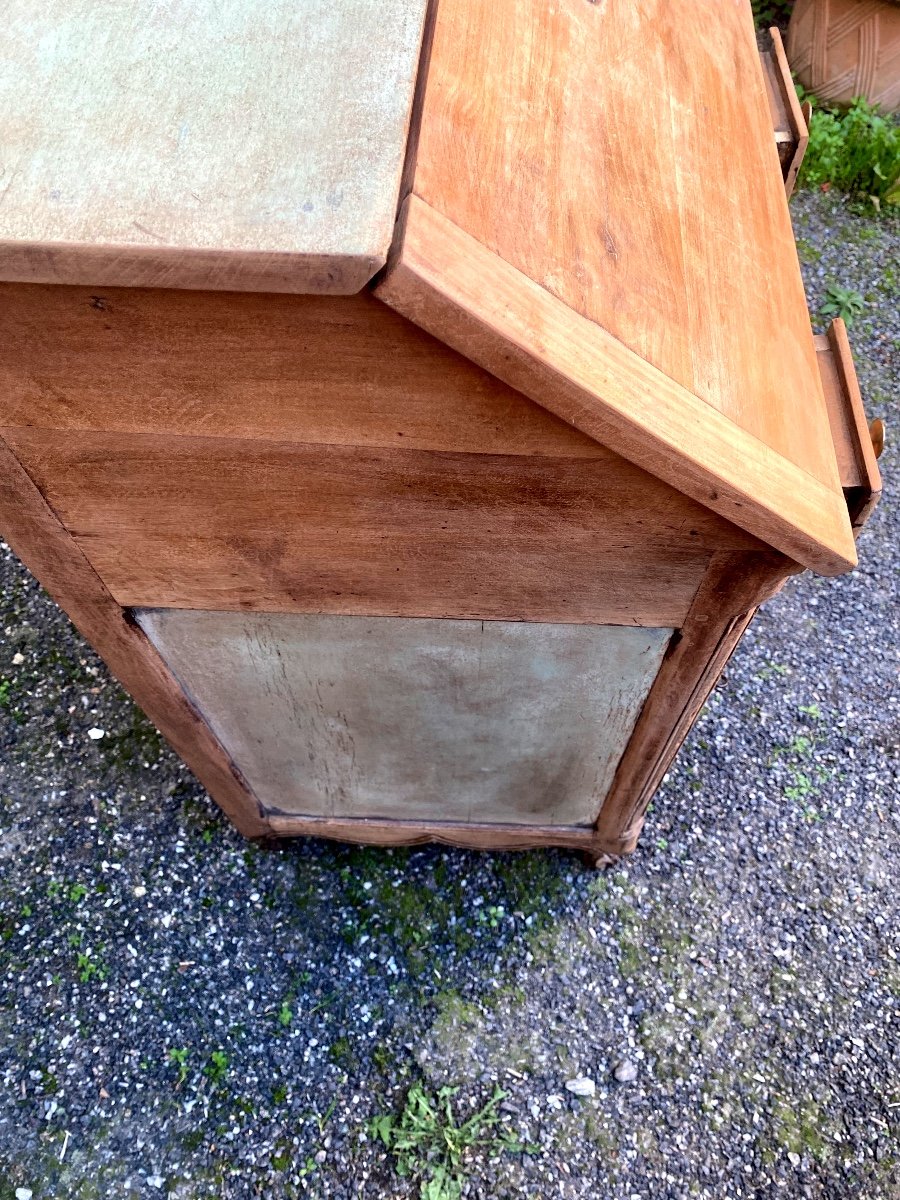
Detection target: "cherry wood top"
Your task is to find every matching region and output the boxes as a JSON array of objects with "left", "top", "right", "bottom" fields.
[
  {"left": 0, "top": 0, "right": 427, "bottom": 293},
  {"left": 388, "top": 0, "right": 856, "bottom": 575},
  {"left": 377, "top": 197, "right": 856, "bottom": 576}
]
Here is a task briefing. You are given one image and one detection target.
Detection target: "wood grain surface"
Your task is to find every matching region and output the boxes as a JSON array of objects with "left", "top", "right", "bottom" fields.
[
  {"left": 815, "top": 319, "right": 882, "bottom": 533},
  {"left": 404, "top": 0, "right": 836, "bottom": 484},
  {"left": 263, "top": 814, "right": 599, "bottom": 853},
  {"left": 594, "top": 551, "right": 799, "bottom": 852},
  {"left": 759, "top": 27, "right": 810, "bottom": 198},
  {"left": 137, "top": 610, "right": 671, "bottom": 826},
  {"left": 0, "top": 0, "right": 427, "bottom": 292},
  {"left": 4, "top": 427, "right": 719, "bottom": 626},
  {"left": 0, "top": 283, "right": 602, "bottom": 458},
  {"left": 377, "top": 197, "right": 857, "bottom": 577},
  {"left": 0, "top": 435, "right": 268, "bottom": 837}
]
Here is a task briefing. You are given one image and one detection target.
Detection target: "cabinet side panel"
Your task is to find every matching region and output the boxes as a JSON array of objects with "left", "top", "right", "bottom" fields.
[
  {"left": 5, "top": 427, "right": 720, "bottom": 627},
  {"left": 136, "top": 610, "right": 672, "bottom": 827},
  {"left": 0, "top": 435, "right": 268, "bottom": 837},
  {"left": 0, "top": 284, "right": 605, "bottom": 457}
]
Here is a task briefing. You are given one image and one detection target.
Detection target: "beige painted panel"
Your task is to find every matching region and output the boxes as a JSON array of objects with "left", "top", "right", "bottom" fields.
[
  {"left": 0, "top": 0, "right": 427, "bottom": 292},
  {"left": 136, "top": 610, "right": 671, "bottom": 827}
]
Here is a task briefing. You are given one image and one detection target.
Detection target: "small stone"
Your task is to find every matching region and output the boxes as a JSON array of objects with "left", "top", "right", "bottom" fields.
[
  {"left": 564, "top": 1076, "right": 596, "bottom": 1098},
  {"left": 787, "top": 1152, "right": 801, "bottom": 1167},
  {"left": 147, "top": 1175, "right": 164, "bottom": 1190},
  {"left": 15, "top": 1189, "right": 33, "bottom": 1200},
  {"left": 134, "top": 886, "right": 147, "bottom": 897},
  {"left": 11, "top": 652, "right": 24, "bottom": 665},
  {"left": 613, "top": 1059, "right": 638, "bottom": 1083},
  {"left": 87, "top": 727, "right": 105, "bottom": 741}
]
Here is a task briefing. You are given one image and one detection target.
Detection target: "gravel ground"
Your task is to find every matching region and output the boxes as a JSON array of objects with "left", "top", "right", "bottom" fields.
[{"left": 0, "top": 192, "right": 897, "bottom": 1200}]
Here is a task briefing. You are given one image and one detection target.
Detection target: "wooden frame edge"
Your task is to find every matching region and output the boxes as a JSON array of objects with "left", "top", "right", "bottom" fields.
[
  {"left": 0, "top": 435, "right": 270, "bottom": 838},
  {"left": 824, "top": 318, "right": 883, "bottom": 532},
  {"left": 265, "top": 813, "right": 598, "bottom": 854},
  {"left": 0, "top": 241, "right": 380, "bottom": 296},
  {"left": 594, "top": 550, "right": 800, "bottom": 852},
  {"left": 765, "top": 26, "right": 809, "bottom": 198},
  {"left": 374, "top": 194, "right": 856, "bottom": 577}
]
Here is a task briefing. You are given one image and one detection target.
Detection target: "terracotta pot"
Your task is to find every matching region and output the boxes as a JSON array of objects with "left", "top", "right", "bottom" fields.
[{"left": 787, "top": 0, "right": 900, "bottom": 111}]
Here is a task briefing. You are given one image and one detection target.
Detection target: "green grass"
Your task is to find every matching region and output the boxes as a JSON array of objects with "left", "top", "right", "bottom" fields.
[
  {"left": 820, "top": 283, "right": 865, "bottom": 326},
  {"left": 204, "top": 1050, "right": 229, "bottom": 1087},
  {"left": 751, "top": 0, "right": 793, "bottom": 28},
  {"left": 75, "top": 948, "right": 107, "bottom": 983},
  {"left": 799, "top": 94, "right": 900, "bottom": 209},
  {"left": 168, "top": 1047, "right": 190, "bottom": 1085},
  {"left": 370, "top": 1083, "right": 521, "bottom": 1200}
]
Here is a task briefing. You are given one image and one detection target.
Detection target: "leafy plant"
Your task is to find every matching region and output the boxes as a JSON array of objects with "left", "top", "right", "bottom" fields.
[
  {"left": 277, "top": 999, "right": 292, "bottom": 1028},
  {"left": 768, "top": 703, "right": 831, "bottom": 821},
  {"left": 475, "top": 904, "right": 505, "bottom": 930},
  {"left": 205, "top": 1049, "right": 229, "bottom": 1086},
  {"left": 799, "top": 94, "right": 900, "bottom": 208},
  {"left": 752, "top": 0, "right": 793, "bottom": 28},
  {"left": 370, "top": 1084, "right": 518, "bottom": 1200},
  {"left": 168, "top": 1047, "right": 190, "bottom": 1085},
  {"left": 820, "top": 283, "right": 865, "bottom": 326},
  {"left": 76, "top": 949, "right": 106, "bottom": 982}
]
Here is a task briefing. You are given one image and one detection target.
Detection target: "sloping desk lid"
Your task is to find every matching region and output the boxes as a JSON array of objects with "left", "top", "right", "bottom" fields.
[
  {"left": 0, "top": 0, "right": 427, "bottom": 294},
  {"left": 376, "top": 0, "right": 858, "bottom": 576}
]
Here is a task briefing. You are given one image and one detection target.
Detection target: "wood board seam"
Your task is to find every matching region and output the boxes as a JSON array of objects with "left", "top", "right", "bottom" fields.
[
  {"left": 375, "top": 194, "right": 857, "bottom": 576},
  {"left": 0, "top": 242, "right": 383, "bottom": 296},
  {"left": 402, "top": 194, "right": 837, "bottom": 498},
  {"left": 0, "top": 433, "right": 269, "bottom": 837},
  {"left": 0, "top": 424, "right": 612, "bottom": 465}
]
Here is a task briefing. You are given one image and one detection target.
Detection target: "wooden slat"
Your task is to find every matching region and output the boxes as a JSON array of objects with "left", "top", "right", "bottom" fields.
[
  {"left": 0, "top": 435, "right": 268, "bottom": 838},
  {"left": 376, "top": 196, "right": 857, "bottom": 577},
  {"left": 594, "top": 551, "right": 799, "bottom": 852},
  {"left": 264, "top": 814, "right": 598, "bottom": 853},
  {"left": 137, "top": 610, "right": 671, "bottom": 827},
  {"left": 759, "top": 27, "right": 810, "bottom": 199},
  {"left": 404, "top": 0, "right": 841, "bottom": 492},
  {"left": 814, "top": 319, "right": 883, "bottom": 533},
  {"left": 0, "top": 284, "right": 604, "bottom": 459},
  {"left": 4, "top": 427, "right": 720, "bottom": 627},
  {"left": 0, "top": 0, "right": 427, "bottom": 293}
]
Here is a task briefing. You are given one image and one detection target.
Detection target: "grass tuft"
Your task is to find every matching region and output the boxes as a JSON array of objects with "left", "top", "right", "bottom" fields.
[
  {"left": 369, "top": 1083, "right": 522, "bottom": 1200},
  {"left": 799, "top": 94, "right": 900, "bottom": 209}
]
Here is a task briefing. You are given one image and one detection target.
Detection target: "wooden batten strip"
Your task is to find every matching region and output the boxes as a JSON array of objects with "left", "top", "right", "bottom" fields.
[
  {"left": 265, "top": 813, "right": 597, "bottom": 853},
  {"left": 0, "top": 243, "right": 382, "bottom": 297},
  {"left": 760, "top": 27, "right": 810, "bottom": 198},
  {"left": 4, "top": 426, "right": 716, "bottom": 628},
  {"left": 0, "top": 435, "right": 269, "bottom": 838},
  {"left": 375, "top": 196, "right": 857, "bottom": 577},
  {"left": 814, "top": 318, "right": 882, "bottom": 534},
  {"left": 594, "top": 551, "right": 798, "bottom": 852}
]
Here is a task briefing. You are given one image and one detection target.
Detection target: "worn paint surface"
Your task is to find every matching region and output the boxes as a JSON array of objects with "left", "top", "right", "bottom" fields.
[
  {"left": 136, "top": 611, "right": 671, "bottom": 827},
  {"left": 0, "top": 0, "right": 427, "bottom": 292}
]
